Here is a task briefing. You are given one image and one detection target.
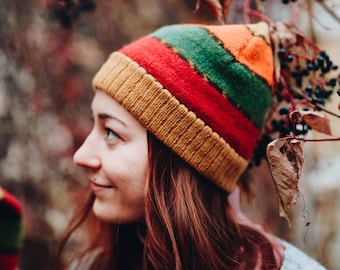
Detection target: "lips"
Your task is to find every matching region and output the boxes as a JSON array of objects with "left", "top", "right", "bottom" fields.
[{"left": 90, "top": 180, "right": 114, "bottom": 192}]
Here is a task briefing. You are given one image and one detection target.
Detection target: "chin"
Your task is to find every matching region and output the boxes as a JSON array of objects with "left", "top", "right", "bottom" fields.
[{"left": 92, "top": 200, "right": 145, "bottom": 224}]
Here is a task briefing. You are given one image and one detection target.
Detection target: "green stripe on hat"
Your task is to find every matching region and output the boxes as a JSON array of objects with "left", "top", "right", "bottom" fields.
[
  {"left": 0, "top": 219, "right": 23, "bottom": 250},
  {"left": 151, "top": 25, "right": 272, "bottom": 128}
]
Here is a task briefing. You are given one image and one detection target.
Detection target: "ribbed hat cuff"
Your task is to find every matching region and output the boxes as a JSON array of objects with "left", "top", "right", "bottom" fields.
[{"left": 92, "top": 52, "right": 248, "bottom": 192}]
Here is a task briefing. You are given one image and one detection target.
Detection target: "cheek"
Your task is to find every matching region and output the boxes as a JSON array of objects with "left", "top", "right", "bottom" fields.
[
  {"left": 122, "top": 157, "right": 148, "bottom": 198},
  {"left": 121, "top": 140, "right": 149, "bottom": 192},
  {"left": 105, "top": 145, "right": 149, "bottom": 200},
  {"left": 93, "top": 160, "right": 147, "bottom": 223}
]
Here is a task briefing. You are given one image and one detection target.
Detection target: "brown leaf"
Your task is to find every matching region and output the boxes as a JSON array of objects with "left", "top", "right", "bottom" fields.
[
  {"left": 194, "top": 0, "right": 231, "bottom": 24},
  {"left": 300, "top": 111, "right": 332, "bottom": 136},
  {"left": 269, "top": 22, "right": 297, "bottom": 82},
  {"left": 221, "top": 0, "right": 232, "bottom": 23},
  {"left": 266, "top": 138, "right": 304, "bottom": 226}
]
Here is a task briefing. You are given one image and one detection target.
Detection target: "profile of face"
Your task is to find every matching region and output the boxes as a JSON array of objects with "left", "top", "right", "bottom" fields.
[{"left": 73, "top": 90, "right": 148, "bottom": 223}]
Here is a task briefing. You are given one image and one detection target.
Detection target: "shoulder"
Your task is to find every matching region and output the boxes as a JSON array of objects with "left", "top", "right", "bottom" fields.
[{"left": 279, "top": 239, "right": 327, "bottom": 270}]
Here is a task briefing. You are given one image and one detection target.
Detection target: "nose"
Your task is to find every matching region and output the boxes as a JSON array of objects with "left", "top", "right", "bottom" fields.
[{"left": 73, "top": 132, "right": 101, "bottom": 169}]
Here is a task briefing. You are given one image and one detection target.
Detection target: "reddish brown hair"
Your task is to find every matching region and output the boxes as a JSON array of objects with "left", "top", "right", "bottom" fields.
[{"left": 57, "top": 133, "right": 282, "bottom": 269}]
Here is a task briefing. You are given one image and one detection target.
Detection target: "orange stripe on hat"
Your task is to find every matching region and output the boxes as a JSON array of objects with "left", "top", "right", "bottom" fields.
[{"left": 203, "top": 23, "right": 274, "bottom": 87}]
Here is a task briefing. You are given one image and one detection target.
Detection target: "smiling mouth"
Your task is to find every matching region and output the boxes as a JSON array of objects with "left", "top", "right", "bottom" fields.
[{"left": 90, "top": 180, "right": 114, "bottom": 189}]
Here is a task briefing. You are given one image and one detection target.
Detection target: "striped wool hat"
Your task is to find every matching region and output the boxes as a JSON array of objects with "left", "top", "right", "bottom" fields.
[
  {"left": 0, "top": 187, "right": 23, "bottom": 270},
  {"left": 93, "top": 22, "right": 274, "bottom": 193}
]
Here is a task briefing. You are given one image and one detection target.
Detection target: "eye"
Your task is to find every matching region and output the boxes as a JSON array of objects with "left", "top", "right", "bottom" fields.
[{"left": 105, "top": 128, "right": 119, "bottom": 142}]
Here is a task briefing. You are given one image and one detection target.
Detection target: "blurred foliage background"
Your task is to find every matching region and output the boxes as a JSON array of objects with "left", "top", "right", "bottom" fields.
[{"left": 0, "top": 0, "right": 339, "bottom": 269}]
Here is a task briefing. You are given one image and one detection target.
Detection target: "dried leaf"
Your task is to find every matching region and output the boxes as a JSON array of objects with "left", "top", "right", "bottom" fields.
[
  {"left": 269, "top": 22, "right": 297, "bottom": 82},
  {"left": 300, "top": 111, "right": 332, "bottom": 136},
  {"left": 266, "top": 138, "right": 304, "bottom": 226},
  {"left": 221, "top": 0, "right": 232, "bottom": 23},
  {"left": 194, "top": 0, "right": 231, "bottom": 24}
]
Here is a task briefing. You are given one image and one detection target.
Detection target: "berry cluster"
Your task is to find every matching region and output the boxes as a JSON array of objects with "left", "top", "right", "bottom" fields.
[
  {"left": 49, "top": 0, "right": 96, "bottom": 28},
  {"left": 278, "top": 49, "right": 338, "bottom": 106},
  {"left": 249, "top": 31, "right": 339, "bottom": 167},
  {"left": 249, "top": 134, "right": 273, "bottom": 167}
]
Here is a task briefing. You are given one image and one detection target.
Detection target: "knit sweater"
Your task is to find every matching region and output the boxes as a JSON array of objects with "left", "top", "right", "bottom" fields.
[{"left": 280, "top": 240, "right": 326, "bottom": 270}]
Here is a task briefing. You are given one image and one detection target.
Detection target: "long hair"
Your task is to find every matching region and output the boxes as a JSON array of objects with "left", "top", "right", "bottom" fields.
[
  {"left": 57, "top": 132, "right": 282, "bottom": 269},
  {"left": 143, "top": 134, "right": 281, "bottom": 270}
]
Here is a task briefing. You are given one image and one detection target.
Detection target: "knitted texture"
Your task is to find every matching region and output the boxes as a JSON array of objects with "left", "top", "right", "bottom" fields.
[
  {"left": 0, "top": 188, "right": 23, "bottom": 270},
  {"left": 92, "top": 22, "right": 274, "bottom": 192}
]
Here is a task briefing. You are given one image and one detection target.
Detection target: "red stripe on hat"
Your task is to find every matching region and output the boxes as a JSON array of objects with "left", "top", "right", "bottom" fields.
[
  {"left": 0, "top": 254, "right": 18, "bottom": 270},
  {"left": 120, "top": 37, "right": 260, "bottom": 159},
  {"left": 2, "top": 189, "right": 22, "bottom": 216}
]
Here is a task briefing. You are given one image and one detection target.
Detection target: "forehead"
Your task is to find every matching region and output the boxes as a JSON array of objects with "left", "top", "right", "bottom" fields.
[
  {"left": 91, "top": 90, "right": 146, "bottom": 130},
  {"left": 92, "top": 90, "right": 117, "bottom": 109},
  {"left": 91, "top": 90, "right": 126, "bottom": 114}
]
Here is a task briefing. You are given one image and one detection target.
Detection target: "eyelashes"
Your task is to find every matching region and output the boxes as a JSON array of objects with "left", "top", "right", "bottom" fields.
[{"left": 104, "top": 127, "right": 121, "bottom": 143}]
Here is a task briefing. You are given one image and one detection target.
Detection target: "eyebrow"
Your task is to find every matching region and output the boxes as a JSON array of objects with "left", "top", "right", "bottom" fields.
[{"left": 97, "top": 113, "right": 127, "bottom": 127}]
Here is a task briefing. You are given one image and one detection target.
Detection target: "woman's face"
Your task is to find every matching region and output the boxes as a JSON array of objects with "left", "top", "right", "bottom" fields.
[{"left": 73, "top": 90, "right": 148, "bottom": 223}]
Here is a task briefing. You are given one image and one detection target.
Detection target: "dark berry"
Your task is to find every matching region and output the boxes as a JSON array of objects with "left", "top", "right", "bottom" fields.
[
  {"left": 295, "top": 77, "right": 303, "bottom": 87},
  {"left": 320, "top": 51, "right": 328, "bottom": 57},
  {"left": 326, "top": 60, "right": 333, "bottom": 68},
  {"left": 318, "top": 98, "right": 325, "bottom": 106},
  {"left": 311, "top": 97, "right": 318, "bottom": 105},
  {"left": 314, "top": 88, "right": 322, "bottom": 97},
  {"left": 317, "top": 56, "right": 325, "bottom": 67},
  {"left": 321, "top": 66, "right": 330, "bottom": 74},
  {"left": 278, "top": 49, "right": 286, "bottom": 59},
  {"left": 305, "top": 85, "right": 313, "bottom": 93},
  {"left": 302, "top": 68, "right": 309, "bottom": 76},
  {"left": 286, "top": 55, "right": 294, "bottom": 62},
  {"left": 271, "top": 119, "right": 279, "bottom": 131},
  {"left": 281, "top": 62, "right": 288, "bottom": 69},
  {"left": 323, "top": 90, "right": 333, "bottom": 99},
  {"left": 307, "top": 62, "right": 315, "bottom": 71},
  {"left": 280, "top": 128, "right": 291, "bottom": 138},
  {"left": 279, "top": 107, "right": 289, "bottom": 115},
  {"left": 291, "top": 70, "right": 300, "bottom": 78},
  {"left": 326, "top": 78, "right": 337, "bottom": 87},
  {"left": 295, "top": 129, "right": 302, "bottom": 136}
]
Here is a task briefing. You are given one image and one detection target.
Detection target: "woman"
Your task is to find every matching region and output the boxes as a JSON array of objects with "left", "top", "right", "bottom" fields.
[{"left": 57, "top": 22, "right": 326, "bottom": 269}]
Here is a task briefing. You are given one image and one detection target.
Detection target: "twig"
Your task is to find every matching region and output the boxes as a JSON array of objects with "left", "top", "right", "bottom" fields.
[{"left": 315, "top": 0, "right": 340, "bottom": 24}]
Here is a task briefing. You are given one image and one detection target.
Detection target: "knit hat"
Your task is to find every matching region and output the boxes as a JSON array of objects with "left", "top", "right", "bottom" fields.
[
  {"left": 0, "top": 187, "right": 23, "bottom": 270},
  {"left": 92, "top": 22, "right": 274, "bottom": 193}
]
